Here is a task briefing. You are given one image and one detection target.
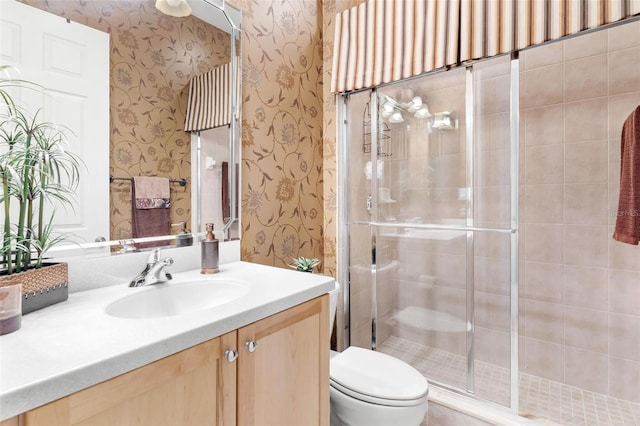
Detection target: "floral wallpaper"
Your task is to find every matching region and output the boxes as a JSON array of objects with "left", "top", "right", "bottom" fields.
[
  {"left": 22, "top": 0, "right": 230, "bottom": 240},
  {"left": 231, "top": 0, "right": 326, "bottom": 271}
]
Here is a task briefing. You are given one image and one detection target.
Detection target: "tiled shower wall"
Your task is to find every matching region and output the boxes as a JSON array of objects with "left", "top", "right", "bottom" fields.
[
  {"left": 519, "top": 21, "right": 640, "bottom": 403},
  {"left": 348, "top": 18, "right": 640, "bottom": 409}
]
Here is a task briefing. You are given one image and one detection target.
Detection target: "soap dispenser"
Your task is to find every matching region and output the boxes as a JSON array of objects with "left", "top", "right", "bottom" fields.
[
  {"left": 171, "top": 221, "right": 193, "bottom": 247},
  {"left": 201, "top": 223, "right": 219, "bottom": 274}
]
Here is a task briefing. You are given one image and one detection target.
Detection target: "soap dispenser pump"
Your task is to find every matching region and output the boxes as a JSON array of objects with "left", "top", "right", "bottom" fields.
[{"left": 201, "top": 223, "right": 219, "bottom": 274}]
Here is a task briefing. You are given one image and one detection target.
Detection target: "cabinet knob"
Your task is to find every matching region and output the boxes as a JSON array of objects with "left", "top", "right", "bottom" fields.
[
  {"left": 244, "top": 340, "right": 258, "bottom": 353},
  {"left": 224, "top": 349, "right": 239, "bottom": 362}
]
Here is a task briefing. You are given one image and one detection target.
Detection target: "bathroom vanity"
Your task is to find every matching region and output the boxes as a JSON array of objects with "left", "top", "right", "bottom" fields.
[{"left": 0, "top": 261, "right": 333, "bottom": 426}]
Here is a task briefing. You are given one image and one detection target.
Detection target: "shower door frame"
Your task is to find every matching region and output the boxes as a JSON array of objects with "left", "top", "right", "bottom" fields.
[{"left": 337, "top": 53, "right": 521, "bottom": 413}]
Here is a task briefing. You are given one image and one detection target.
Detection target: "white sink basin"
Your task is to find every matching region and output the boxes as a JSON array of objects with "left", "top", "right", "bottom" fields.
[{"left": 105, "top": 279, "right": 250, "bottom": 319}]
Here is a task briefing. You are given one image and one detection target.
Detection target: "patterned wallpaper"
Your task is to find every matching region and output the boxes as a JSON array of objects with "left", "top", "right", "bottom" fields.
[
  {"left": 226, "top": 0, "right": 361, "bottom": 277},
  {"left": 231, "top": 0, "right": 326, "bottom": 271},
  {"left": 22, "top": 0, "right": 230, "bottom": 240}
]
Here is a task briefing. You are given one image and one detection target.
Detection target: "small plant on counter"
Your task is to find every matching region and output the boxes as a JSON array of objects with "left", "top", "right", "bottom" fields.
[
  {"left": 289, "top": 257, "right": 321, "bottom": 273},
  {"left": 0, "top": 65, "right": 81, "bottom": 274}
]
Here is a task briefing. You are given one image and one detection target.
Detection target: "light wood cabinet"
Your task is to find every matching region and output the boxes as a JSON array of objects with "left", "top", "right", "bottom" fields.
[
  {"left": 238, "top": 294, "right": 329, "bottom": 426},
  {"left": 17, "top": 295, "right": 328, "bottom": 426},
  {"left": 23, "top": 332, "right": 237, "bottom": 426}
]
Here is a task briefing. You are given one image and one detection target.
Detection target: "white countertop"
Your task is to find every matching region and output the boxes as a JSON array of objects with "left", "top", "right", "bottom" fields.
[{"left": 0, "top": 261, "right": 334, "bottom": 420}]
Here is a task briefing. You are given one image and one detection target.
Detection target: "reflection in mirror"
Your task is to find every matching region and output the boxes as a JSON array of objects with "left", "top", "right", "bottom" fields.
[{"left": 5, "top": 0, "right": 241, "bottom": 257}]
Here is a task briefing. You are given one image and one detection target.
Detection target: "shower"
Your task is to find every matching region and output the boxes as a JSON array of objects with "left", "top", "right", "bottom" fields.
[{"left": 338, "top": 22, "right": 640, "bottom": 426}]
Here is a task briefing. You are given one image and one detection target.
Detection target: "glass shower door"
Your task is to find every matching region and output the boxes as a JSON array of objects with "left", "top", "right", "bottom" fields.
[
  {"left": 372, "top": 68, "right": 472, "bottom": 393},
  {"left": 345, "top": 55, "right": 517, "bottom": 410}
]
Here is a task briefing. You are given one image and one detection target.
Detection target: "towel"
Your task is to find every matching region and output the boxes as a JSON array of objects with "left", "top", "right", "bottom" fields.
[
  {"left": 613, "top": 105, "right": 640, "bottom": 245},
  {"left": 131, "top": 177, "right": 171, "bottom": 245},
  {"left": 132, "top": 176, "right": 170, "bottom": 209}
]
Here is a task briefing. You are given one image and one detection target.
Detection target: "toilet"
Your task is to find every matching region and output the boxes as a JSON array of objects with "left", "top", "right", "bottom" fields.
[{"left": 328, "top": 282, "right": 429, "bottom": 426}]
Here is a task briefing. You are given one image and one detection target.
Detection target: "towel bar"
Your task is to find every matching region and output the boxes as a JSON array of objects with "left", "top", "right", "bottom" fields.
[{"left": 109, "top": 175, "right": 187, "bottom": 187}]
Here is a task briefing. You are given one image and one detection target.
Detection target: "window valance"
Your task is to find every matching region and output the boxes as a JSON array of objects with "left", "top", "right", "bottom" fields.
[
  {"left": 331, "top": 0, "right": 640, "bottom": 93},
  {"left": 185, "top": 60, "right": 239, "bottom": 131}
]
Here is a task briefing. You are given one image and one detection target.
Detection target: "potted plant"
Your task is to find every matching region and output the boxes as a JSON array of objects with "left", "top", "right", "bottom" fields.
[
  {"left": 0, "top": 65, "right": 81, "bottom": 315},
  {"left": 289, "top": 257, "right": 321, "bottom": 273}
]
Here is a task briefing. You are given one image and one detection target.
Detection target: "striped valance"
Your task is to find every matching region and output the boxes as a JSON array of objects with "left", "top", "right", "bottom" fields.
[
  {"left": 331, "top": 0, "right": 460, "bottom": 93},
  {"left": 185, "top": 60, "right": 239, "bottom": 131},
  {"left": 331, "top": 0, "right": 640, "bottom": 93}
]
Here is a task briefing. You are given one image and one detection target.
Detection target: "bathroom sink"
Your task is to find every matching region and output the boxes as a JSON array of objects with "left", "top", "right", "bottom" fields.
[{"left": 105, "top": 279, "right": 250, "bottom": 319}]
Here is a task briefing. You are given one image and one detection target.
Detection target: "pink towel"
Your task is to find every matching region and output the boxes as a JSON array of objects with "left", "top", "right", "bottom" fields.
[
  {"left": 131, "top": 177, "right": 171, "bottom": 246},
  {"left": 132, "top": 176, "right": 170, "bottom": 209},
  {"left": 613, "top": 105, "right": 640, "bottom": 245}
]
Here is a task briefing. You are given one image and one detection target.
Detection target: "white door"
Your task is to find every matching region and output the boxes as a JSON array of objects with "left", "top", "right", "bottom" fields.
[{"left": 0, "top": 0, "right": 110, "bottom": 244}]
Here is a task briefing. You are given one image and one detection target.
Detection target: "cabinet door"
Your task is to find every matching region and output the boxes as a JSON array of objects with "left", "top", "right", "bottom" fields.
[
  {"left": 237, "top": 295, "right": 329, "bottom": 426},
  {"left": 24, "top": 332, "right": 237, "bottom": 426}
]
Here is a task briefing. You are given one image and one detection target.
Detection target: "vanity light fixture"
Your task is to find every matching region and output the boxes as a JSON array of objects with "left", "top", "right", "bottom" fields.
[
  {"left": 155, "top": 0, "right": 192, "bottom": 17},
  {"left": 380, "top": 93, "right": 431, "bottom": 123}
]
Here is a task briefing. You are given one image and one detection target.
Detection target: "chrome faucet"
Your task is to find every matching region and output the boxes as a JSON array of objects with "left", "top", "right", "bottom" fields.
[{"left": 129, "top": 248, "right": 174, "bottom": 287}]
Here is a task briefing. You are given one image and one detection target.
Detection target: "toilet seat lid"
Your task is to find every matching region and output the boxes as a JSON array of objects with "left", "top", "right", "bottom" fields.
[{"left": 330, "top": 347, "right": 428, "bottom": 406}]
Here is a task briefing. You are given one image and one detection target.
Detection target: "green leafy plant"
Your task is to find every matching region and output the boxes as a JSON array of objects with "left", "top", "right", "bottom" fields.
[
  {"left": 0, "top": 65, "right": 81, "bottom": 274},
  {"left": 289, "top": 256, "right": 321, "bottom": 272}
]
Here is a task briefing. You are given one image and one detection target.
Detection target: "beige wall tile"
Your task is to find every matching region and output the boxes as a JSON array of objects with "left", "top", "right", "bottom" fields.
[
  {"left": 609, "top": 138, "right": 622, "bottom": 183},
  {"left": 608, "top": 357, "right": 640, "bottom": 403},
  {"left": 565, "top": 140, "right": 608, "bottom": 183},
  {"left": 564, "top": 55, "right": 607, "bottom": 102},
  {"left": 524, "top": 299, "right": 564, "bottom": 344},
  {"left": 609, "top": 231, "right": 640, "bottom": 271},
  {"left": 477, "top": 74, "right": 511, "bottom": 114},
  {"left": 523, "top": 64, "right": 564, "bottom": 109},
  {"left": 565, "top": 347, "right": 608, "bottom": 393},
  {"left": 523, "top": 337, "right": 565, "bottom": 382},
  {"left": 523, "top": 184, "right": 563, "bottom": 224},
  {"left": 564, "top": 29, "right": 607, "bottom": 60},
  {"left": 609, "top": 313, "right": 640, "bottom": 362},
  {"left": 609, "top": 269, "right": 640, "bottom": 315},
  {"left": 608, "top": 19, "right": 640, "bottom": 51},
  {"left": 563, "top": 183, "right": 608, "bottom": 225},
  {"left": 474, "top": 256, "right": 510, "bottom": 295},
  {"left": 525, "top": 223, "right": 564, "bottom": 264},
  {"left": 609, "top": 181, "right": 620, "bottom": 227},
  {"left": 523, "top": 261, "right": 564, "bottom": 303},
  {"left": 475, "top": 292, "right": 510, "bottom": 332},
  {"left": 563, "top": 266, "right": 608, "bottom": 310},
  {"left": 564, "top": 98, "right": 608, "bottom": 143},
  {"left": 524, "top": 104, "right": 565, "bottom": 146},
  {"left": 564, "top": 306, "right": 608, "bottom": 353},
  {"left": 477, "top": 148, "right": 510, "bottom": 187},
  {"left": 523, "top": 41, "right": 564, "bottom": 70},
  {"left": 608, "top": 47, "right": 640, "bottom": 95},
  {"left": 563, "top": 225, "right": 608, "bottom": 268},
  {"left": 475, "top": 186, "right": 510, "bottom": 226},
  {"left": 525, "top": 145, "right": 564, "bottom": 185},
  {"left": 608, "top": 92, "right": 640, "bottom": 140}
]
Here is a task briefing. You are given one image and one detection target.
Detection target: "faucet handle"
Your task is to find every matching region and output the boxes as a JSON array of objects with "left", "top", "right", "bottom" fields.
[{"left": 147, "top": 248, "right": 161, "bottom": 265}]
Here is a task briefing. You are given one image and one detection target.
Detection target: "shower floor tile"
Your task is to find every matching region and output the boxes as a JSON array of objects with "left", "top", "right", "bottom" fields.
[{"left": 378, "top": 336, "right": 640, "bottom": 426}]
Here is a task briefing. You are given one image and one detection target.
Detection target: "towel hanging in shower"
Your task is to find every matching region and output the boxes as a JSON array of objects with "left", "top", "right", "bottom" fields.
[{"left": 613, "top": 105, "right": 640, "bottom": 245}]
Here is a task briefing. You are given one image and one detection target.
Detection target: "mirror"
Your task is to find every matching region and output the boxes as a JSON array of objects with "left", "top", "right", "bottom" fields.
[{"left": 2, "top": 0, "right": 241, "bottom": 256}]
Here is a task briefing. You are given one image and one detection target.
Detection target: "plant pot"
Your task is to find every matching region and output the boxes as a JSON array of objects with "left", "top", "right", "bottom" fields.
[
  {"left": 0, "top": 282, "right": 22, "bottom": 335},
  {"left": 0, "top": 263, "right": 69, "bottom": 315}
]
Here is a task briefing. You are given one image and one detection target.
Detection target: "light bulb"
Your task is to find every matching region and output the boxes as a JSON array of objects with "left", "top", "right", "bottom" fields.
[
  {"left": 415, "top": 105, "right": 431, "bottom": 119},
  {"left": 407, "top": 96, "right": 422, "bottom": 113},
  {"left": 389, "top": 111, "right": 404, "bottom": 123}
]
